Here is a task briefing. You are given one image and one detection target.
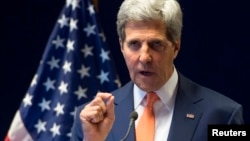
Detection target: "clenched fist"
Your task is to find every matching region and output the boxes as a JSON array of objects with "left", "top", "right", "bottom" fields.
[{"left": 79, "top": 92, "right": 115, "bottom": 141}]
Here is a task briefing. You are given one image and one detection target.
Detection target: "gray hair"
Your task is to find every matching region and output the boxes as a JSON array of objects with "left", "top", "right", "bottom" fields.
[{"left": 116, "top": 0, "right": 183, "bottom": 43}]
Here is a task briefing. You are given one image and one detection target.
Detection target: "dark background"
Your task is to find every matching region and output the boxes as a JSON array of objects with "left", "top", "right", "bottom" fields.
[{"left": 1, "top": 0, "right": 249, "bottom": 140}]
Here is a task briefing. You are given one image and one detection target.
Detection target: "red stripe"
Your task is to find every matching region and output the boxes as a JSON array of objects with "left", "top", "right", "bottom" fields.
[{"left": 4, "top": 135, "right": 10, "bottom": 141}]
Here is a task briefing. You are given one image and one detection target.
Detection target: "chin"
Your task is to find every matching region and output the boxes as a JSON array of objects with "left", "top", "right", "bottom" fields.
[{"left": 136, "top": 83, "right": 156, "bottom": 92}]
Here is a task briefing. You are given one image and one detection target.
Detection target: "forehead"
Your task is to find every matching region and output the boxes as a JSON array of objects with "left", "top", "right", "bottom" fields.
[
  {"left": 124, "top": 20, "right": 167, "bottom": 39},
  {"left": 125, "top": 20, "right": 166, "bottom": 31}
]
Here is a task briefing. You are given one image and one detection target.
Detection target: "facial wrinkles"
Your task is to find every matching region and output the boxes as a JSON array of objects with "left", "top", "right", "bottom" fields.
[
  {"left": 122, "top": 20, "right": 177, "bottom": 91},
  {"left": 125, "top": 22, "right": 165, "bottom": 42},
  {"left": 133, "top": 31, "right": 166, "bottom": 70},
  {"left": 125, "top": 30, "right": 162, "bottom": 73}
]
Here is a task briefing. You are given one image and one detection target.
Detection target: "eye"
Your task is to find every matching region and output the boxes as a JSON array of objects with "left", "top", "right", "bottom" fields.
[
  {"left": 149, "top": 40, "right": 165, "bottom": 51},
  {"left": 128, "top": 40, "right": 141, "bottom": 51}
]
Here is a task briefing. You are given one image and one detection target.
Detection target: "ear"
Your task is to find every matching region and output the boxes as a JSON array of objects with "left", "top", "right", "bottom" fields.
[
  {"left": 119, "top": 38, "right": 124, "bottom": 51},
  {"left": 173, "top": 39, "right": 181, "bottom": 59}
]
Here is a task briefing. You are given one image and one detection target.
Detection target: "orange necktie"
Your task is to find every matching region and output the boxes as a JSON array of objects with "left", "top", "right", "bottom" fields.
[{"left": 136, "top": 92, "right": 159, "bottom": 141}]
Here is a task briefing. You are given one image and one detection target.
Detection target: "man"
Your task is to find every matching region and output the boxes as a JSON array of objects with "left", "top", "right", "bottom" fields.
[{"left": 70, "top": 0, "right": 244, "bottom": 140}]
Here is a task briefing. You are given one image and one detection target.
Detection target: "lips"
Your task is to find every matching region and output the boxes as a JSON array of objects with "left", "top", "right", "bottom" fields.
[{"left": 140, "top": 71, "right": 152, "bottom": 76}]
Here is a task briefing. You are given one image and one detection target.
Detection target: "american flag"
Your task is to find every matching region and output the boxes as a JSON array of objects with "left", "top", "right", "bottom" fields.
[{"left": 5, "top": 0, "right": 121, "bottom": 140}]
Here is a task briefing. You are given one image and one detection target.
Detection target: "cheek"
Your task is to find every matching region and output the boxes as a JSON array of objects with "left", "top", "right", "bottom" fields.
[
  {"left": 125, "top": 55, "right": 134, "bottom": 67},
  {"left": 157, "top": 55, "right": 172, "bottom": 70},
  {"left": 122, "top": 51, "right": 133, "bottom": 66},
  {"left": 164, "top": 48, "right": 177, "bottom": 62},
  {"left": 122, "top": 47, "right": 134, "bottom": 60},
  {"left": 123, "top": 52, "right": 138, "bottom": 71}
]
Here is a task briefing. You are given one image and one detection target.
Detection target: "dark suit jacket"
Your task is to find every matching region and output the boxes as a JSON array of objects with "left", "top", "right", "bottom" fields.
[{"left": 70, "top": 73, "right": 244, "bottom": 141}]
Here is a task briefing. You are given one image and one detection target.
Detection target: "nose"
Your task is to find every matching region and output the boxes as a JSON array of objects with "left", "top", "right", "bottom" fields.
[{"left": 139, "top": 45, "right": 152, "bottom": 63}]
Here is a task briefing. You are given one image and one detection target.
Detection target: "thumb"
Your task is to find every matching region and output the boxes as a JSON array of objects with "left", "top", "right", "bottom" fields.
[{"left": 105, "top": 95, "right": 115, "bottom": 121}]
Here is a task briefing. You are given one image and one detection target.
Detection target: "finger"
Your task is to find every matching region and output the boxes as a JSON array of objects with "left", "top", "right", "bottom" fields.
[
  {"left": 90, "top": 92, "right": 113, "bottom": 112},
  {"left": 105, "top": 95, "right": 115, "bottom": 120},
  {"left": 90, "top": 112, "right": 103, "bottom": 123},
  {"left": 95, "top": 92, "right": 113, "bottom": 99},
  {"left": 88, "top": 92, "right": 112, "bottom": 107},
  {"left": 90, "top": 108, "right": 105, "bottom": 123},
  {"left": 80, "top": 92, "right": 113, "bottom": 123},
  {"left": 92, "top": 96, "right": 107, "bottom": 113},
  {"left": 81, "top": 105, "right": 105, "bottom": 123},
  {"left": 89, "top": 94, "right": 114, "bottom": 123}
]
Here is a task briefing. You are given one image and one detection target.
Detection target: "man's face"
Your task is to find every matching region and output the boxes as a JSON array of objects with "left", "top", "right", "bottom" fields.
[{"left": 120, "top": 20, "right": 180, "bottom": 92}]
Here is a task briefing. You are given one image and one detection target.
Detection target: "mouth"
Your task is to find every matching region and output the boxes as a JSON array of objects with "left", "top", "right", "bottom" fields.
[{"left": 140, "top": 71, "right": 153, "bottom": 76}]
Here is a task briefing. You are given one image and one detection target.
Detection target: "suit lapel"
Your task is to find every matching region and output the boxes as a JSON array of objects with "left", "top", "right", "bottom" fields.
[
  {"left": 110, "top": 82, "right": 136, "bottom": 141},
  {"left": 167, "top": 74, "right": 203, "bottom": 141},
  {"left": 108, "top": 74, "right": 204, "bottom": 141}
]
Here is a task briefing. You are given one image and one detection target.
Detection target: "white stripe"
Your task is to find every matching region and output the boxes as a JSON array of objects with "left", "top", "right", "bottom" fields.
[{"left": 7, "top": 111, "right": 33, "bottom": 141}]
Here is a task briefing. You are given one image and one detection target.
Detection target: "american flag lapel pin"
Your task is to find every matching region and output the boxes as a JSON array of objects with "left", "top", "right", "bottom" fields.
[{"left": 186, "top": 113, "right": 195, "bottom": 119}]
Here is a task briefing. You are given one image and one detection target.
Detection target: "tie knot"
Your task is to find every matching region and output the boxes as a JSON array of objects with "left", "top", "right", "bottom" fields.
[{"left": 146, "top": 92, "right": 159, "bottom": 107}]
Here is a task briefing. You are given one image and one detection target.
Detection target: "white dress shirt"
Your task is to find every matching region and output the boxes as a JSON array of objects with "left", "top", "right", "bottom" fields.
[{"left": 133, "top": 67, "right": 178, "bottom": 141}]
